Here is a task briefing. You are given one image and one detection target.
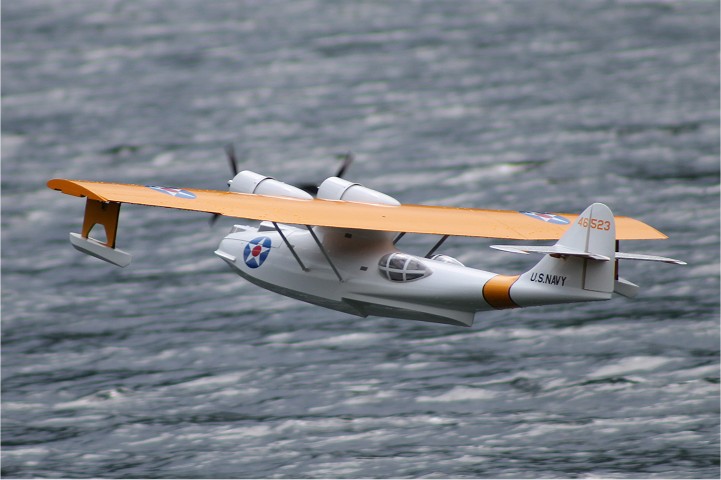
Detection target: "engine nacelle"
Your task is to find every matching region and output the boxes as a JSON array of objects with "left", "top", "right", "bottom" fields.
[
  {"left": 228, "top": 170, "right": 312, "bottom": 200},
  {"left": 317, "top": 177, "right": 400, "bottom": 206}
]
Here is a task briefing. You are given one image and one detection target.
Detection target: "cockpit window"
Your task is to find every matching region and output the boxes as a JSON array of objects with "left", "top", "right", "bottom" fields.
[{"left": 378, "top": 253, "right": 432, "bottom": 282}]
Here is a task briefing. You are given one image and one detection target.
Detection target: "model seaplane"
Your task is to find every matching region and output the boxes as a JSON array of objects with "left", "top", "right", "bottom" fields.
[{"left": 47, "top": 149, "right": 684, "bottom": 327}]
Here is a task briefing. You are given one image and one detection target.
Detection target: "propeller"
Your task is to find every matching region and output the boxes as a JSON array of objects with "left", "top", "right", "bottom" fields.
[
  {"left": 334, "top": 151, "right": 353, "bottom": 179},
  {"left": 209, "top": 143, "right": 241, "bottom": 225},
  {"left": 210, "top": 146, "right": 354, "bottom": 225},
  {"left": 297, "top": 152, "right": 354, "bottom": 195},
  {"left": 224, "top": 143, "right": 239, "bottom": 178}
]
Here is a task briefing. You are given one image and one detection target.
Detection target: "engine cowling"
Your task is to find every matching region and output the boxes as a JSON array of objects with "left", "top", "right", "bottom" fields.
[
  {"left": 228, "top": 170, "right": 312, "bottom": 200},
  {"left": 317, "top": 177, "right": 400, "bottom": 205}
]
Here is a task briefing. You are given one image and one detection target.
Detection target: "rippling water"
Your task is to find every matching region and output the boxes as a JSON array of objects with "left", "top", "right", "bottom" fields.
[{"left": 2, "top": 1, "right": 719, "bottom": 478}]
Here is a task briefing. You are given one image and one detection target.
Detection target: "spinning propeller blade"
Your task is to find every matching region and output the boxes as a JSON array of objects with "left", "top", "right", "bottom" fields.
[
  {"left": 211, "top": 147, "right": 354, "bottom": 223},
  {"left": 210, "top": 143, "right": 242, "bottom": 225},
  {"left": 298, "top": 151, "right": 354, "bottom": 195},
  {"left": 224, "top": 143, "right": 239, "bottom": 177},
  {"left": 335, "top": 151, "right": 353, "bottom": 179}
]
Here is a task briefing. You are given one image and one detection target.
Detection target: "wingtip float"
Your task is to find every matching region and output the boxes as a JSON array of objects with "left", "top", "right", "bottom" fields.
[{"left": 47, "top": 171, "right": 683, "bottom": 328}]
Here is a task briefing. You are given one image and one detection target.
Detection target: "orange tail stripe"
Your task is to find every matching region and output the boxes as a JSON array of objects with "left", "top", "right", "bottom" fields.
[{"left": 483, "top": 274, "right": 520, "bottom": 309}]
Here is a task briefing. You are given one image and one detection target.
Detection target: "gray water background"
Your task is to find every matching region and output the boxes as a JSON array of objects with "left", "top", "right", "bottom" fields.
[{"left": 2, "top": 0, "right": 719, "bottom": 478}]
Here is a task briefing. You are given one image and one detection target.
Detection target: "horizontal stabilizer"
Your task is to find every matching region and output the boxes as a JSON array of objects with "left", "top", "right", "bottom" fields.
[
  {"left": 69, "top": 233, "right": 132, "bottom": 267},
  {"left": 615, "top": 252, "right": 686, "bottom": 265},
  {"left": 490, "top": 244, "right": 610, "bottom": 261},
  {"left": 614, "top": 277, "right": 639, "bottom": 298}
]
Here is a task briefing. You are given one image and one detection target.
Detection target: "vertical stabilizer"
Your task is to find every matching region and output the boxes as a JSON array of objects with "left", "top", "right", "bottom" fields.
[
  {"left": 570, "top": 202, "right": 616, "bottom": 293},
  {"left": 510, "top": 203, "right": 616, "bottom": 306}
]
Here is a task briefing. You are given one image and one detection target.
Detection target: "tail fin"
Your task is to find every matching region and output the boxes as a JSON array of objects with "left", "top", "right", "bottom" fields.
[{"left": 509, "top": 203, "right": 617, "bottom": 306}]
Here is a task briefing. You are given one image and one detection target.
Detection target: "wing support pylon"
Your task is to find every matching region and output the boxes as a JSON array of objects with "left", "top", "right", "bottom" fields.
[
  {"left": 69, "top": 199, "right": 131, "bottom": 267},
  {"left": 425, "top": 235, "right": 450, "bottom": 258},
  {"left": 306, "top": 225, "right": 343, "bottom": 282},
  {"left": 273, "top": 222, "right": 309, "bottom": 272}
]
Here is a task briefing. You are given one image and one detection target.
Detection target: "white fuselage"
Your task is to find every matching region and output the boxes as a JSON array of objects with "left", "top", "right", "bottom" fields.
[
  {"left": 215, "top": 222, "right": 503, "bottom": 326},
  {"left": 215, "top": 220, "right": 614, "bottom": 327}
]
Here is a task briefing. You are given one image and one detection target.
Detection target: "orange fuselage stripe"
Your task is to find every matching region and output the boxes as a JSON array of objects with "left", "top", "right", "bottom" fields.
[{"left": 483, "top": 275, "right": 521, "bottom": 309}]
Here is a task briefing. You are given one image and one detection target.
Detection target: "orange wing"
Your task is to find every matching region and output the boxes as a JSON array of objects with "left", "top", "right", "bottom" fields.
[{"left": 47, "top": 179, "right": 667, "bottom": 241}]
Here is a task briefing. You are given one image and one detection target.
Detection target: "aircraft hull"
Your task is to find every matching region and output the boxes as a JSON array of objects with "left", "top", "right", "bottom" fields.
[{"left": 215, "top": 223, "right": 499, "bottom": 326}]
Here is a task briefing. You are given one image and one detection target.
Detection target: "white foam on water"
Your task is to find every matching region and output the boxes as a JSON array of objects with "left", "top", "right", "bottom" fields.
[
  {"left": 295, "top": 332, "right": 393, "bottom": 348},
  {"left": 1, "top": 132, "right": 26, "bottom": 156},
  {"left": 417, "top": 386, "right": 497, "bottom": 402},
  {"left": 54, "top": 388, "right": 132, "bottom": 410},
  {"left": 214, "top": 424, "right": 274, "bottom": 440},
  {"left": 3, "top": 1, "right": 718, "bottom": 478},
  {"left": 174, "top": 372, "right": 250, "bottom": 390},
  {"left": 589, "top": 356, "right": 675, "bottom": 378}
]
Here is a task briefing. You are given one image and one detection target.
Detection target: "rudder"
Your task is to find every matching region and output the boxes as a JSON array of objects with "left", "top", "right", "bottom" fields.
[
  {"left": 578, "top": 203, "right": 616, "bottom": 292},
  {"left": 511, "top": 203, "right": 616, "bottom": 306}
]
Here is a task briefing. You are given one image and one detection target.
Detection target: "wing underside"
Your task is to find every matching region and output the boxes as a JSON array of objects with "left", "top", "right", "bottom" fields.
[{"left": 47, "top": 179, "right": 668, "bottom": 241}]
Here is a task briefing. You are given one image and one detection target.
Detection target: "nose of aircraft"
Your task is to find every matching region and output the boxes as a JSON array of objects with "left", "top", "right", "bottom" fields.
[{"left": 215, "top": 236, "right": 244, "bottom": 265}]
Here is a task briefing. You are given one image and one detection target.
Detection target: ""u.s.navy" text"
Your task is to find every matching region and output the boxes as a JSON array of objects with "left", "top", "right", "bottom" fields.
[{"left": 529, "top": 272, "right": 567, "bottom": 286}]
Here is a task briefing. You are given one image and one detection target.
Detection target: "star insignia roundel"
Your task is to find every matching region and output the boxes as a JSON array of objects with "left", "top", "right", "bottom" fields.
[
  {"left": 146, "top": 185, "right": 197, "bottom": 199},
  {"left": 519, "top": 211, "right": 570, "bottom": 225},
  {"left": 243, "top": 236, "right": 272, "bottom": 268}
]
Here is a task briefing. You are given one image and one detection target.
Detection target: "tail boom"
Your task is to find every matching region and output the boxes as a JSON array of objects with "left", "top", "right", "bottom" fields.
[
  {"left": 506, "top": 203, "right": 617, "bottom": 308},
  {"left": 487, "top": 202, "right": 684, "bottom": 309}
]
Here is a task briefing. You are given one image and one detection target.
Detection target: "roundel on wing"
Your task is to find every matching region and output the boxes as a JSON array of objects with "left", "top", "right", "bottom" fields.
[
  {"left": 146, "top": 185, "right": 197, "bottom": 199},
  {"left": 519, "top": 211, "right": 570, "bottom": 225},
  {"left": 243, "top": 236, "right": 272, "bottom": 268}
]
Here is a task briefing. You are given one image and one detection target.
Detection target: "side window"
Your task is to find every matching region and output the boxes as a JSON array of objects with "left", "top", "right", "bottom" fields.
[
  {"left": 430, "top": 254, "right": 465, "bottom": 267},
  {"left": 378, "top": 253, "right": 432, "bottom": 282}
]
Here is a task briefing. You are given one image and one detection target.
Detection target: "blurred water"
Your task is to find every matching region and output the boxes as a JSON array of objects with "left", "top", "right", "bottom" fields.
[{"left": 2, "top": 0, "right": 719, "bottom": 478}]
